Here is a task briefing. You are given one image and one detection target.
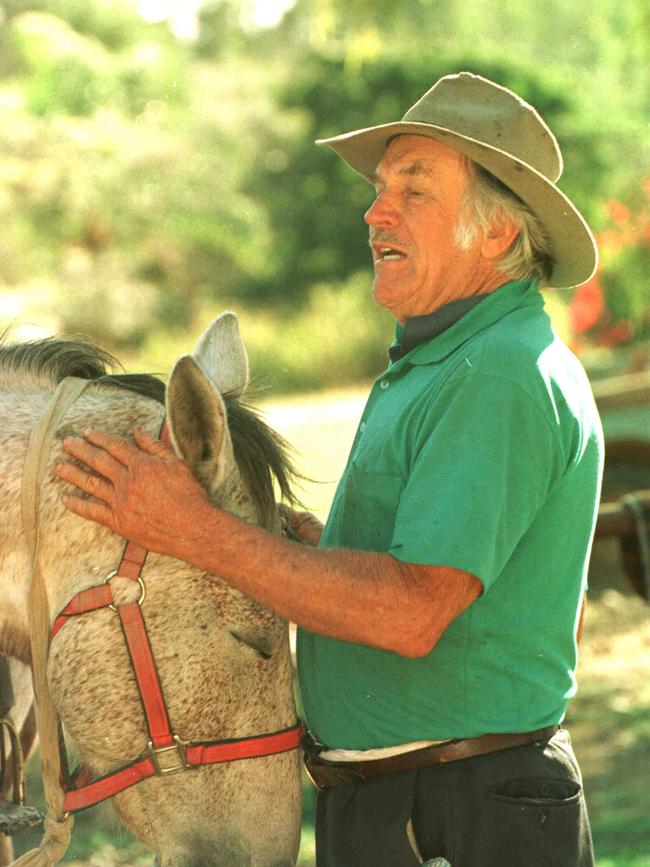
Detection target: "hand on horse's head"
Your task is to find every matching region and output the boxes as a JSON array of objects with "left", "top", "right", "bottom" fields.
[{"left": 56, "top": 426, "right": 214, "bottom": 559}]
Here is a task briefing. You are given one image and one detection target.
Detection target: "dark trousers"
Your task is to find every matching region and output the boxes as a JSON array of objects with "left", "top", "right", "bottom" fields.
[{"left": 315, "top": 728, "right": 594, "bottom": 866}]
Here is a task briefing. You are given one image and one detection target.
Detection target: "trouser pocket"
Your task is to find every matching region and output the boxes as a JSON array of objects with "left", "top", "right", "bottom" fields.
[
  {"left": 480, "top": 775, "right": 592, "bottom": 866},
  {"left": 413, "top": 733, "right": 595, "bottom": 867}
]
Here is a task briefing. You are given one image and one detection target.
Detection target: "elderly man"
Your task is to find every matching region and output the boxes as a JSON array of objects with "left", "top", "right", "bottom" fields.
[{"left": 58, "top": 72, "right": 602, "bottom": 866}]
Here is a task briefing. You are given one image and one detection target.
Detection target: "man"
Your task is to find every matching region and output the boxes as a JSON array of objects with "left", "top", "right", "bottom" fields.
[{"left": 57, "top": 72, "right": 603, "bottom": 866}]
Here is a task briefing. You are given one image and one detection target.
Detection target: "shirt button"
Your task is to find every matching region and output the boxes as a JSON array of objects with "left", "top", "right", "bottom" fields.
[
  {"left": 359, "top": 422, "right": 366, "bottom": 432},
  {"left": 380, "top": 380, "right": 389, "bottom": 390}
]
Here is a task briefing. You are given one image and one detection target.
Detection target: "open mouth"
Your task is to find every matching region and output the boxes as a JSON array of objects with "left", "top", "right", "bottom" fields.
[{"left": 373, "top": 245, "right": 407, "bottom": 262}]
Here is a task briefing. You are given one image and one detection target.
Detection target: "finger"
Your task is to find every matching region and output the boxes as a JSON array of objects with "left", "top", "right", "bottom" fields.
[
  {"left": 62, "top": 436, "right": 124, "bottom": 480},
  {"left": 82, "top": 429, "right": 139, "bottom": 465},
  {"left": 56, "top": 461, "right": 113, "bottom": 502},
  {"left": 277, "top": 503, "right": 292, "bottom": 521},
  {"left": 133, "top": 426, "right": 176, "bottom": 460},
  {"left": 61, "top": 493, "right": 114, "bottom": 528}
]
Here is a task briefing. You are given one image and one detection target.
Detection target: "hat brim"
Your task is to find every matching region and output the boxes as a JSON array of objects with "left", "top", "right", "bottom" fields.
[{"left": 317, "top": 121, "right": 598, "bottom": 289}]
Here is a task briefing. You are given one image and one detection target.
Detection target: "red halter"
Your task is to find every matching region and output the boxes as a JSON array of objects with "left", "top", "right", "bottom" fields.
[{"left": 51, "top": 424, "right": 301, "bottom": 813}]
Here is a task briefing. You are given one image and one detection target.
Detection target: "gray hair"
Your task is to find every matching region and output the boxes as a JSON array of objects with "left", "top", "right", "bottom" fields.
[{"left": 455, "top": 161, "right": 554, "bottom": 285}]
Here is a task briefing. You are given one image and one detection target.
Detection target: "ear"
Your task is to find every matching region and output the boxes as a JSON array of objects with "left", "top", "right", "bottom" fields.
[
  {"left": 166, "top": 355, "right": 236, "bottom": 492},
  {"left": 480, "top": 217, "right": 519, "bottom": 261},
  {"left": 193, "top": 312, "right": 249, "bottom": 398}
]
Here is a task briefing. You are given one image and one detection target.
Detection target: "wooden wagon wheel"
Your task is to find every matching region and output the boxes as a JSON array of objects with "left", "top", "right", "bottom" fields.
[{"left": 592, "top": 438, "right": 650, "bottom": 601}]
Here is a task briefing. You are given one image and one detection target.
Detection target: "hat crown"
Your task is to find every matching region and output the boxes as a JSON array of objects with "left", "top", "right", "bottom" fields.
[{"left": 402, "top": 72, "right": 563, "bottom": 183}]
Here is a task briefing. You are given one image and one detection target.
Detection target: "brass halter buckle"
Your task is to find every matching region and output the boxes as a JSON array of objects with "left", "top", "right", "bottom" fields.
[
  {"left": 146, "top": 736, "right": 189, "bottom": 776},
  {"left": 104, "top": 570, "right": 146, "bottom": 611}
]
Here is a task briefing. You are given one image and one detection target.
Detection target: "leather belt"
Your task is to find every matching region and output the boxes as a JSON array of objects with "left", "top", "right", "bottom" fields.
[{"left": 303, "top": 725, "right": 559, "bottom": 790}]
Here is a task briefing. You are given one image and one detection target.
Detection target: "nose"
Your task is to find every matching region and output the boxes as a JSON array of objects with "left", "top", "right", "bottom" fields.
[{"left": 364, "top": 191, "right": 399, "bottom": 228}]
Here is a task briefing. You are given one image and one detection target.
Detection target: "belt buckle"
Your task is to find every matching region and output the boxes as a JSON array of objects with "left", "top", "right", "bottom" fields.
[
  {"left": 303, "top": 754, "right": 365, "bottom": 789},
  {"left": 303, "top": 754, "right": 325, "bottom": 790}
]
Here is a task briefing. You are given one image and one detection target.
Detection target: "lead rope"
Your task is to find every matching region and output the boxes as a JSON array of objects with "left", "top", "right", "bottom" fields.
[{"left": 12, "top": 377, "right": 92, "bottom": 866}]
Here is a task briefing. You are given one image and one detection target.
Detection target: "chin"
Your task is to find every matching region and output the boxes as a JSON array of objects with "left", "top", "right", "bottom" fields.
[
  {"left": 372, "top": 280, "right": 396, "bottom": 307},
  {"left": 372, "top": 283, "right": 407, "bottom": 320}
]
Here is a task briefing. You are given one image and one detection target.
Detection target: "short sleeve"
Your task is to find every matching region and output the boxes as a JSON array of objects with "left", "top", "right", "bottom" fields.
[{"left": 389, "top": 372, "right": 564, "bottom": 589}]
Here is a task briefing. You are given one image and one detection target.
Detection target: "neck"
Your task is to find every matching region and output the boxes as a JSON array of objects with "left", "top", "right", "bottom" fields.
[{"left": 394, "top": 273, "right": 510, "bottom": 325}]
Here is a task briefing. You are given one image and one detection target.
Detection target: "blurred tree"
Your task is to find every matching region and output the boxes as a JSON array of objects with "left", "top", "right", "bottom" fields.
[
  {"left": 194, "top": 0, "right": 248, "bottom": 58},
  {"left": 0, "top": 0, "right": 278, "bottom": 347},
  {"left": 0, "top": 0, "right": 646, "bottom": 378},
  {"left": 9, "top": 12, "right": 115, "bottom": 115}
]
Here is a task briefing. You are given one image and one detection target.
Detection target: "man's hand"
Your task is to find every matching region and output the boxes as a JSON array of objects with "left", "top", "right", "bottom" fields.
[
  {"left": 278, "top": 504, "right": 324, "bottom": 547},
  {"left": 55, "top": 426, "right": 214, "bottom": 558}
]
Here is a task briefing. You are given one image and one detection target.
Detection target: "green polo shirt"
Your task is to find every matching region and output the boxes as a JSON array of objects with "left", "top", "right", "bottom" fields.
[{"left": 297, "top": 278, "right": 604, "bottom": 749}]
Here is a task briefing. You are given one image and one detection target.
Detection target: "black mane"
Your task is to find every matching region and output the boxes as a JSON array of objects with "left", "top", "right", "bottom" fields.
[{"left": 0, "top": 336, "right": 165, "bottom": 404}]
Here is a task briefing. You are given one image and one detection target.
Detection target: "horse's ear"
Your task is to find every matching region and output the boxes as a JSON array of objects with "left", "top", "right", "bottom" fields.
[
  {"left": 193, "top": 312, "right": 249, "bottom": 399},
  {"left": 166, "top": 355, "right": 236, "bottom": 491}
]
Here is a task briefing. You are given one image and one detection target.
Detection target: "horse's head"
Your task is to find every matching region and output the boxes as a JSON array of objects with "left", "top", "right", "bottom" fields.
[{"left": 27, "top": 314, "right": 301, "bottom": 866}]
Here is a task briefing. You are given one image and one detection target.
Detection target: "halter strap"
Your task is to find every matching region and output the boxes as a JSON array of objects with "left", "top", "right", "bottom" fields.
[
  {"left": 19, "top": 376, "right": 92, "bottom": 865},
  {"left": 46, "top": 421, "right": 302, "bottom": 814}
]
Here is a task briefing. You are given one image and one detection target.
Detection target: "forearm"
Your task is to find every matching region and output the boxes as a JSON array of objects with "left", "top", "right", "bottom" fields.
[
  {"left": 176, "top": 500, "right": 479, "bottom": 657},
  {"left": 56, "top": 428, "right": 479, "bottom": 657}
]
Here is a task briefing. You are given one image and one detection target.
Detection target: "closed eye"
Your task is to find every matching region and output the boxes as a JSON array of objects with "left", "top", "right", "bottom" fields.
[{"left": 229, "top": 630, "right": 274, "bottom": 660}]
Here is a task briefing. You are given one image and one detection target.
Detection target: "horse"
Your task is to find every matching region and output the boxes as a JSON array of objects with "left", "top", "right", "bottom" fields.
[{"left": 0, "top": 313, "right": 302, "bottom": 866}]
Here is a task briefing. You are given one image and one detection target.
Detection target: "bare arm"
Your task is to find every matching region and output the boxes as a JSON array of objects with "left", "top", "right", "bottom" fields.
[
  {"left": 56, "top": 428, "right": 481, "bottom": 658},
  {"left": 170, "top": 504, "right": 480, "bottom": 658}
]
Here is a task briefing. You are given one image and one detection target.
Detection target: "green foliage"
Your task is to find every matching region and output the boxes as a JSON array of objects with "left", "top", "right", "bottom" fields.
[
  {"left": 195, "top": 0, "right": 248, "bottom": 59},
  {"left": 244, "top": 272, "right": 392, "bottom": 391},
  {"left": 6, "top": 7, "right": 187, "bottom": 117},
  {"left": 0, "top": 0, "right": 647, "bottom": 387},
  {"left": 9, "top": 12, "right": 114, "bottom": 115}
]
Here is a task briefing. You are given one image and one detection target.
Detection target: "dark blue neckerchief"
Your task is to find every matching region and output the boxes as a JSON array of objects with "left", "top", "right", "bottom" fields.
[{"left": 389, "top": 294, "right": 490, "bottom": 362}]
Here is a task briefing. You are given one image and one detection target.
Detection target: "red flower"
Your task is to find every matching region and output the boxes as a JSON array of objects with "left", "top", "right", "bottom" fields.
[{"left": 568, "top": 278, "right": 605, "bottom": 333}]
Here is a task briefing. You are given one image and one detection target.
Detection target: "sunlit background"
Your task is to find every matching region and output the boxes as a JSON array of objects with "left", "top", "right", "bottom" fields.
[
  {"left": 0, "top": 0, "right": 647, "bottom": 392},
  {"left": 1, "top": 0, "right": 649, "bottom": 864}
]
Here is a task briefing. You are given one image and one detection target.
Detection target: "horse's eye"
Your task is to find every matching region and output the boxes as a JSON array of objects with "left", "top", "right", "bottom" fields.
[{"left": 229, "top": 630, "right": 273, "bottom": 661}]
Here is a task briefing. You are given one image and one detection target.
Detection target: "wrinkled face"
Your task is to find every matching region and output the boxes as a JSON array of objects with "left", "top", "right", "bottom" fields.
[{"left": 365, "top": 135, "right": 491, "bottom": 322}]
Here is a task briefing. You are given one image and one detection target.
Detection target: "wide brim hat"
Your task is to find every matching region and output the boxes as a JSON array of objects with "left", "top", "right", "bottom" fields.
[{"left": 317, "top": 72, "right": 597, "bottom": 288}]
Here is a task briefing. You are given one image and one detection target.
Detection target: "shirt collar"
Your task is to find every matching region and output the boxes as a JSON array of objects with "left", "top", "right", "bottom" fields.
[
  {"left": 389, "top": 294, "right": 490, "bottom": 362},
  {"left": 388, "top": 278, "right": 542, "bottom": 368}
]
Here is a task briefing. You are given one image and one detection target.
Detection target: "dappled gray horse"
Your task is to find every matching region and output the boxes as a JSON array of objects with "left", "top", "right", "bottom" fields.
[{"left": 0, "top": 314, "right": 301, "bottom": 866}]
